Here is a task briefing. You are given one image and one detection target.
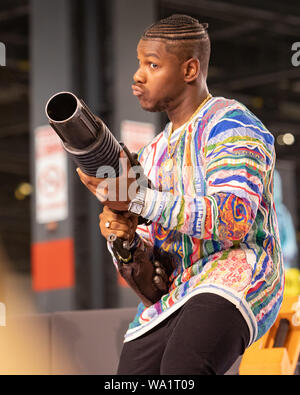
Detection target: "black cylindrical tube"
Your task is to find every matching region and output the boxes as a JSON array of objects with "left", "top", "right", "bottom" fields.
[
  {"left": 45, "top": 91, "right": 154, "bottom": 262},
  {"left": 45, "top": 92, "right": 121, "bottom": 178}
]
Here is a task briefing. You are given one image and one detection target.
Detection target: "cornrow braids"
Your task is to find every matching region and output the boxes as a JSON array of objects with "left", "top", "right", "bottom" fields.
[
  {"left": 142, "top": 14, "right": 209, "bottom": 41},
  {"left": 141, "top": 14, "right": 211, "bottom": 78}
]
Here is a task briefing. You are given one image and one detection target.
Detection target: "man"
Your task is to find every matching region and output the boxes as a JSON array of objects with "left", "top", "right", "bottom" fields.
[{"left": 78, "top": 14, "right": 284, "bottom": 375}]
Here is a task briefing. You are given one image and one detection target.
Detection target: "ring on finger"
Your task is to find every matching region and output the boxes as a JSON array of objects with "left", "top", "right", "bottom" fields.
[{"left": 107, "top": 234, "right": 117, "bottom": 242}]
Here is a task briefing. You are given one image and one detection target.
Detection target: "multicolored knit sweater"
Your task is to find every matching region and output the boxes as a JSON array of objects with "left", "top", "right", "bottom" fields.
[{"left": 114, "top": 96, "right": 284, "bottom": 346}]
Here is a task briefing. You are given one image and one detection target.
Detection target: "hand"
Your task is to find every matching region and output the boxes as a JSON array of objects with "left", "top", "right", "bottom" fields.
[
  {"left": 99, "top": 205, "right": 138, "bottom": 242},
  {"left": 77, "top": 150, "right": 139, "bottom": 212}
]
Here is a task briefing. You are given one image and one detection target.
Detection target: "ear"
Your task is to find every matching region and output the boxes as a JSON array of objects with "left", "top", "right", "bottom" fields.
[{"left": 183, "top": 58, "right": 200, "bottom": 83}]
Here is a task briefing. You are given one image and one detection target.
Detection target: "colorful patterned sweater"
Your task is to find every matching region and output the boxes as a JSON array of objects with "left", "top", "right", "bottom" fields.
[{"left": 113, "top": 96, "right": 284, "bottom": 346}]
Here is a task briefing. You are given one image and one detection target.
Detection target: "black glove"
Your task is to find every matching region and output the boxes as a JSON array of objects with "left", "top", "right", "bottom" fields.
[{"left": 117, "top": 245, "right": 176, "bottom": 307}]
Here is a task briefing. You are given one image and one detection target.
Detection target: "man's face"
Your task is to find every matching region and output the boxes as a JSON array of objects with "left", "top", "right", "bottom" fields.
[{"left": 132, "top": 39, "right": 186, "bottom": 112}]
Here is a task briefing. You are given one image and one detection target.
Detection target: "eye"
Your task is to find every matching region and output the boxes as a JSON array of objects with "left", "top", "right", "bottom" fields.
[{"left": 150, "top": 63, "right": 158, "bottom": 69}]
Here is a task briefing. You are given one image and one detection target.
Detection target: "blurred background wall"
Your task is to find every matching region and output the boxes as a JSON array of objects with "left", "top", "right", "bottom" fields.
[{"left": 0, "top": 0, "right": 300, "bottom": 317}]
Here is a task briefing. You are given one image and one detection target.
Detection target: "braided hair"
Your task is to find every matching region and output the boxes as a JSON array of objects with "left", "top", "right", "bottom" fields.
[
  {"left": 142, "top": 14, "right": 210, "bottom": 77},
  {"left": 142, "top": 14, "right": 208, "bottom": 41}
]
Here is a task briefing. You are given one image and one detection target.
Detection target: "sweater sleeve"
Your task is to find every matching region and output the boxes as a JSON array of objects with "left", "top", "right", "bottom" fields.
[{"left": 141, "top": 109, "right": 273, "bottom": 242}]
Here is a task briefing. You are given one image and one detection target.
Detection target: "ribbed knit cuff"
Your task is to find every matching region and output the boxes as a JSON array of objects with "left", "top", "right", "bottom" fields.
[{"left": 141, "top": 188, "right": 180, "bottom": 223}]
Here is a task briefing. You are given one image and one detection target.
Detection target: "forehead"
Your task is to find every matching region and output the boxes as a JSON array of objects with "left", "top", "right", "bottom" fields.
[{"left": 137, "top": 39, "right": 175, "bottom": 60}]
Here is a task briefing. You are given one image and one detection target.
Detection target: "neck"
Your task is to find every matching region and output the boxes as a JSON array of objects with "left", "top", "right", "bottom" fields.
[{"left": 167, "top": 85, "right": 210, "bottom": 131}]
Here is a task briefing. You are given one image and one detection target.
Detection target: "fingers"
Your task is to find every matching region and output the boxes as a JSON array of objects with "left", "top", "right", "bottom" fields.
[
  {"left": 100, "top": 220, "right": 131, "bottom": 241},
  {"left": 77, "top": 168, "right": 110, "bottom": 202},
  {"left": 119, "top": 149, "right": 127, "bottom": 158},
  {"left": 102, "top": 207, "right": 138, "bottom": 231},
  {"left": 76, "top": 168, "right": 98, "bottom": 185},
  {"left": 123, "top": 212, "right": 139, "bottom": 229},
  {"left": 76, "top": 168, "right": 97, "bottom": 193},
  {"left": 100, "top": 223, "right": 130, "bottom": 240},
  {"left": 101, "top": 206, "right": 129, "bottom": 224},
  {"left": 99, "top": 207, "right": 135, "bottom": 241},
  {"left": 76, "top": 166, "right": 134, "bottom": 208}
]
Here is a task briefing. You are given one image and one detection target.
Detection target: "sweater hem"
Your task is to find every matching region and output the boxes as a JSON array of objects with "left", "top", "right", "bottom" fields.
[{"left": 123, "top": 284, "right": 258, "bottom": 347}]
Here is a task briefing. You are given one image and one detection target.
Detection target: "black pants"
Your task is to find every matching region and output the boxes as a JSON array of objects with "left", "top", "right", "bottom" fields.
[{"left": 117, "top": 293, "right": 250, "bottom": 375}]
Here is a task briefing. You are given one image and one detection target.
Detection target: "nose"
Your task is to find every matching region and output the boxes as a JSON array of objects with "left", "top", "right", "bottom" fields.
[{"left": 133, "top": 67, "right": 146, "bottom": 84}]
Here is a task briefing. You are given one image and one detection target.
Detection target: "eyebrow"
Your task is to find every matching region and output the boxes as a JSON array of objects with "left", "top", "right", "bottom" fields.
[{"left": 144, "top": 52, "right": 160, "bottom": 59}]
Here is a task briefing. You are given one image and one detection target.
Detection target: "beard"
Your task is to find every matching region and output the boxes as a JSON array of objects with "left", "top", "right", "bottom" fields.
[{"left": 138, "top": 94, "right": 173, "bottom": 113}]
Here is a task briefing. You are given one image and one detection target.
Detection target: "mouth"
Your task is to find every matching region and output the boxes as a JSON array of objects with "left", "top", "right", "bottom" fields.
[{"left": 132, "top": 84, "right": 144, "bottom": 97}]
